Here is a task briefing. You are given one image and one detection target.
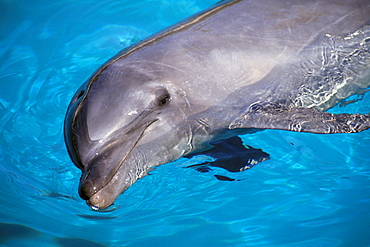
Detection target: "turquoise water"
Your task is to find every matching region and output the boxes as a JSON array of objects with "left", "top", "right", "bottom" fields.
[{"left": 1, "top": 0, "right": 370, "bottom": 246}]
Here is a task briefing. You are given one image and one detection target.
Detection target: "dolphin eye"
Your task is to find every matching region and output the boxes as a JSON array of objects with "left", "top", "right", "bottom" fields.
[
  {"left": 159, "top": 95, "right": 170, "bottom": 106},
  {"left": 155, "top": 88, "right": 170, "bottom": 106}
]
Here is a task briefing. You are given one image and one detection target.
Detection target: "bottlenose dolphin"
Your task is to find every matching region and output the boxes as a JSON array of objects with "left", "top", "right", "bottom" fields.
[{"left": 64, "top": 0, "right": 370, "bottom": 210}]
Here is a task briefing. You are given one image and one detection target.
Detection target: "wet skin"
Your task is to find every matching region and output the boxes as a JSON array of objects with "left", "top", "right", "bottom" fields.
[{"left": 64, "top": 0, "right": 370, "bottom": 209}]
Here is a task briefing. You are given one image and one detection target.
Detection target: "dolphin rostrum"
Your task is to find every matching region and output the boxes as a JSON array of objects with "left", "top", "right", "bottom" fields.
[{"left": 64, "top": 0, "right": 370, "bottom": 210}]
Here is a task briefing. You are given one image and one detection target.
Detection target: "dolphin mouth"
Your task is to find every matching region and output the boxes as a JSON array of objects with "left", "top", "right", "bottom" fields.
[{"left": 79, "top": 118, "right": 158, "bottom": 210}]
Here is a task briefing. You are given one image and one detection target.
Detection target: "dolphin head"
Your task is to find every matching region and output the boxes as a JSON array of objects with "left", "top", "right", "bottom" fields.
[{"left": 64, "top": 60, "right": 195, "bottom": 210}]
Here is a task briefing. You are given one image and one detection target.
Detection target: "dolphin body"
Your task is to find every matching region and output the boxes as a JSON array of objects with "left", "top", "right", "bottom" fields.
[{"left": 65, "top": 0, "right": 370, "bottom": 210}]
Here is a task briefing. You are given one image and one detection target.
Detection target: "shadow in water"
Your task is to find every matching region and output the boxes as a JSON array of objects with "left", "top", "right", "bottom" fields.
[
  {"left": 0, "top": 222, "right": 40, "bottom": 243},
  {"left": 54, "top": 237, "right": 107, "bottom": 247}
]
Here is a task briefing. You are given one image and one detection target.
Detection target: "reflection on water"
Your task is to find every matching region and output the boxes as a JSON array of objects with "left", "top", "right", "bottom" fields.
[{"left": 0, "top": 0, "right": 369, "bottom": 246}]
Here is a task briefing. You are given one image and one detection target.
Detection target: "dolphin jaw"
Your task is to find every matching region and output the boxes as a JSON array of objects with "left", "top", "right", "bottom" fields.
[
  {"left": 85, "top": 167, "right": 133, "bottom": 210},
  {"left": 78, "top": 118, "right": 159, "bottom": 209}
]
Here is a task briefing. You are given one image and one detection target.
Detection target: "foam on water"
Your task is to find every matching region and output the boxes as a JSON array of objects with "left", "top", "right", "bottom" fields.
[{"left": 0, "top": 0, "right": 369, "bottom": 246}]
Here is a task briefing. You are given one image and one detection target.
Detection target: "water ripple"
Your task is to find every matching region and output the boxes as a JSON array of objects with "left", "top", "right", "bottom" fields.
[{"left": 0, "top": 0, "right": 369, "bottom": 246}]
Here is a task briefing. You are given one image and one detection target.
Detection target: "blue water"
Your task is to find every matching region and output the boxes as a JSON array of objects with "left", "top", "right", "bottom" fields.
[{"left": 1, "top": 0, "right": 369, "bottom": 246}]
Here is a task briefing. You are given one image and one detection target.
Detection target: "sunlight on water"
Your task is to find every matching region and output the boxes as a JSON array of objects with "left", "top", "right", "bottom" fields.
[{"left": 0, "top": 0, "right": 369, "bottom": 246}]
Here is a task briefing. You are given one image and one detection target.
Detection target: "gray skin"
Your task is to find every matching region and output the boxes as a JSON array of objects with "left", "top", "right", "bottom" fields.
[{"left": 64, "top": 0, "right": 370, "bottom": 210}]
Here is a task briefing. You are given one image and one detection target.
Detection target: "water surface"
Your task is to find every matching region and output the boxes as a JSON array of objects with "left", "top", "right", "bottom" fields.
[{"left": 0, "top": 0, "right": 369, "bottom": 246}]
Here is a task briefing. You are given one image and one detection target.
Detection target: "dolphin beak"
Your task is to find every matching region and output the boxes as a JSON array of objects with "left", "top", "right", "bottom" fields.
[
  {"left": 80, "top": 156, "right": 137, "bottom": 210},
  {"left": 84, "top": 172, "right": 127, "bottom": 210},
  {"left": 76, "top": 140, "right": 137, "bottom": 209},
  {"left": 87, "top": 191, "right": 112, "bottom": 210},
  {"left": 77, "top": 144, "right": 135, "bottom": 210},
  {"left": 77, "top": 118, "right": 158, "bottom": 210}
]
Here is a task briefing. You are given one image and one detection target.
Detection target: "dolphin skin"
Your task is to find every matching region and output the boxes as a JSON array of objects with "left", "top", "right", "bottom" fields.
[{"left": 64, "top": 0, "right": 370, "bottom": 210}]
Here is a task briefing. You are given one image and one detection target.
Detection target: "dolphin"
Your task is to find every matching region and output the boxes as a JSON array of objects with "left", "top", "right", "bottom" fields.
[{"left": 64, "top": 0, "right": 370, "bottom": 210}]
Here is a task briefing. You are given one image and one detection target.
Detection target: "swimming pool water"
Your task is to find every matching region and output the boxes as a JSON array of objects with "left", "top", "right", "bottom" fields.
[{"left": 1, "top": 0, "right": 369, "bottom": 246}]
